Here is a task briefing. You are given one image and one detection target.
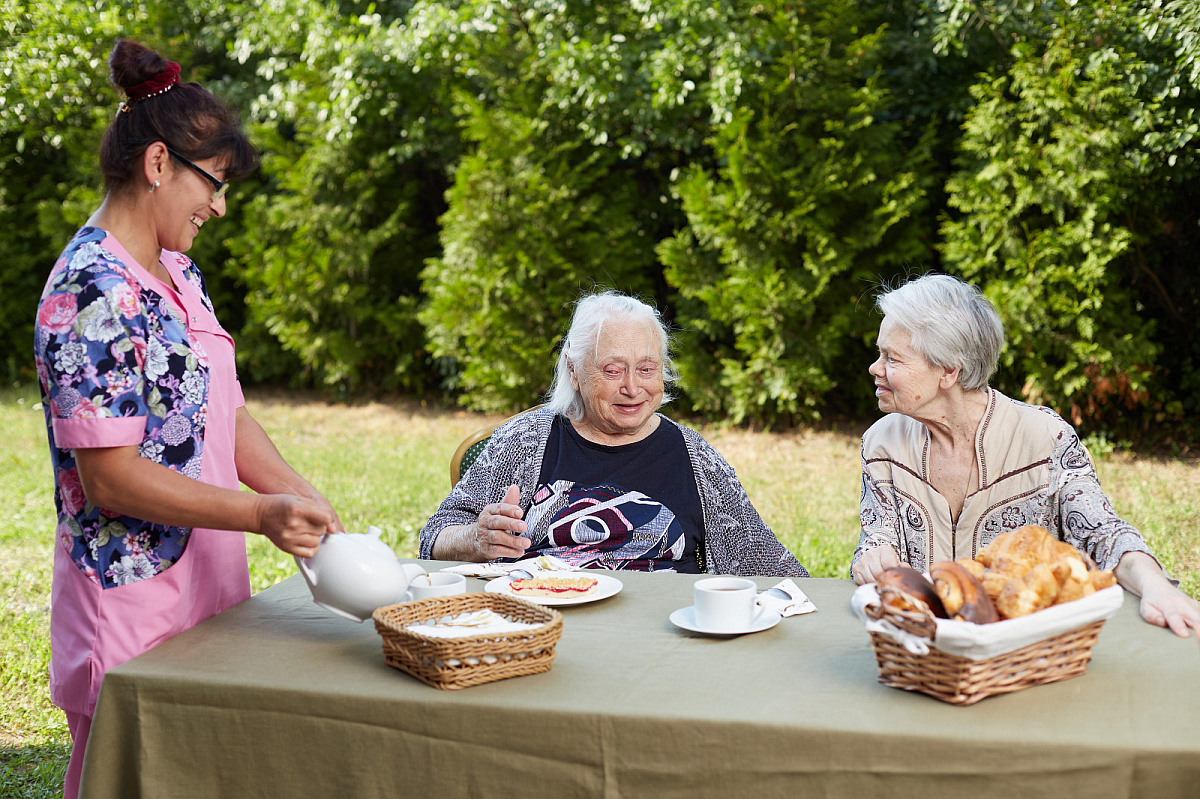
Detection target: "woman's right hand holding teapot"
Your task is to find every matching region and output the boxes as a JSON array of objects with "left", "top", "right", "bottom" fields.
[{"left": 257, "top": 493, "right": 341, "bottom": 559}]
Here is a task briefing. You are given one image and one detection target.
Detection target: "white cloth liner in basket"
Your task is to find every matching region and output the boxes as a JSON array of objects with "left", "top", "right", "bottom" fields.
[{"left": 852, "top": 582, "right": 1124, "bottom": 660}]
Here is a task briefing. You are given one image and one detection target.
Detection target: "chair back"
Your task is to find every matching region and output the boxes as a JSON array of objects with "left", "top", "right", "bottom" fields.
[{"left": 450, "top": 406, "right": 543, "bottom": 487}]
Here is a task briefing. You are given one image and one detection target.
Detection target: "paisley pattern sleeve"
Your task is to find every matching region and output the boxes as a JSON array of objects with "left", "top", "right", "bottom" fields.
[
  {"left": 1050, "top": 421, "right": 1159, "bottom": 572},
  {"left": 854, "top": 449, "right": 902, "bottom": 571}
]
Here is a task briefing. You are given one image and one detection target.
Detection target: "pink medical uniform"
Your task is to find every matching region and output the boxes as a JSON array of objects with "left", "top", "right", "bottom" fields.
[{"left": 36, "top": 229, "right": 251, "bottom": 797}]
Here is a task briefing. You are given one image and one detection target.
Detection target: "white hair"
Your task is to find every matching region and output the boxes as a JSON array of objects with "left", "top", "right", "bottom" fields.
[
  {"left": 545, "top": 291, "right": 678, "bottom": 421},
  {"left": 876, "top": 274, "right": 1004, "bottom": 392}
]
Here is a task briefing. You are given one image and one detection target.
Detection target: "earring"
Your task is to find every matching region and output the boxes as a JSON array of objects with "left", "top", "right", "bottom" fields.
[{"left": 149, "top": 180, "right": 160, "bottom": 193}]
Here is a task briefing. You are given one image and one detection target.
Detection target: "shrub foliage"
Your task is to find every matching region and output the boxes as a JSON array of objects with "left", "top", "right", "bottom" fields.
[{"left": 3, "top": 0, "right": 1199, "bottom": 437}]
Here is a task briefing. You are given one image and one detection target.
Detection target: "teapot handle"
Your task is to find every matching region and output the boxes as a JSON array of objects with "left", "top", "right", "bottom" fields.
[
  {"left": 294, "top": 532, "right": 333, "bottom": 587},
  {"left": 294, "top": 554, "right": 317, "bottom": 587}
]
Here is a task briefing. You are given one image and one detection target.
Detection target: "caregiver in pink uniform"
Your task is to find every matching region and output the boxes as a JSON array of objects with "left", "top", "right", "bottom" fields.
[{"left": 33, "top": 39, "right": 342, "bottom": 799}]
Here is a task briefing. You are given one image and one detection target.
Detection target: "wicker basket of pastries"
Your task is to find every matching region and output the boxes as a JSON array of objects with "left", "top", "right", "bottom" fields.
[
  {"left": 854, "top": 525, "right": 1124, "bottom": 705},
  {"left": 373, "top": 592, "right": 563, "bottom": 690}
]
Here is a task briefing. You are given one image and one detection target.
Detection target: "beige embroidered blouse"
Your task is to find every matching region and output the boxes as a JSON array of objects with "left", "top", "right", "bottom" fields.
[{"left": 854, "top": 388, "right": 1154, "bottom": 573}]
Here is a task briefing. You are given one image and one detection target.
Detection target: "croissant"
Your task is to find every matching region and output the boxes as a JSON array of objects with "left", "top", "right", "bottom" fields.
[
  {"left": 956, "top": 558, "right": 986, "bottom": 581},
  {"left": 980, "top": 563, "right": 1012, "bottom": 603},
  {"left": 977, "top": 525, "right": 1056, "bottom": 573},
  {"left": 1089, "top": 569, "right": 1117, "bottom": 591},
  {"left": 876, "top": 564, "right": 947, "bottom": 618},
  {"left": 994, "top": 562, "right": 1060, "bottom": 619},
  {"left": 1050, "top": 556, "right": 1093, "bottom": 604},
  {"left": 930, "top": 560, "right": 1000, "bottom": 624}
]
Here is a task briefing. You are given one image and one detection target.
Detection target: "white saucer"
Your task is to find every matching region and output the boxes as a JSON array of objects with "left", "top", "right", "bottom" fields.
[{"left": 669, "top": 605, "right": 782, "bottom": 637}]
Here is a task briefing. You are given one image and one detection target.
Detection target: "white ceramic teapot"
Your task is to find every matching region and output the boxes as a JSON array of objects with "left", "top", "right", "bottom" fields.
[{"left": 294, "top": 526, "right": 426, "bottom": 622}]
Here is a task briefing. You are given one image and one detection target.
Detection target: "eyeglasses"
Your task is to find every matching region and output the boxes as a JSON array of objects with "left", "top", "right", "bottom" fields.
[{"left": 165, "top": 146, "right": 229, "bottom": 201}]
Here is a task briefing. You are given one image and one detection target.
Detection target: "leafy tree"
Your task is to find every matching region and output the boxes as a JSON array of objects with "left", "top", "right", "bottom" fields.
[
  {"left": 937, "top": 0, "right": 1200, "bottom": 430},
  {"left": 227, "top": 1, "right": 458, "bottom": 391},
  {"left": 658, "top": 0, "right": 936, "bottom": 425},
  {"left": 417, "top": 0, "right": 727, "bottom": 411},
  {"left": 420, "top": 97, "right": 659, "bottom": 411}
]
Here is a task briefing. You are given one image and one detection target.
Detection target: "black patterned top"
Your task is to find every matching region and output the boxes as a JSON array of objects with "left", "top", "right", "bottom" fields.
[{"left": 421, "top": 408, "right": 808, "bottom": 577}]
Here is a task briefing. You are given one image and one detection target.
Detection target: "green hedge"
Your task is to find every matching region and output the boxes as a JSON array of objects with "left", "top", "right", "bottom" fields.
[{"left": 4, "top": 0, "right": 1199, "bottom": 437}]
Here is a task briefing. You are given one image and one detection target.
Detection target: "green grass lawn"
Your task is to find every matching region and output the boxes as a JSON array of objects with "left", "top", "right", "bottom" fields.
[{"left": 2, "top": 386, "right": 1197, "bottom": 795}]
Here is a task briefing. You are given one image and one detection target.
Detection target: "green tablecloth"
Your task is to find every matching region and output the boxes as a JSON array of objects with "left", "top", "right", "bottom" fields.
[{"left": 80, "top": 567, "right": 1200, "bottom": 798}]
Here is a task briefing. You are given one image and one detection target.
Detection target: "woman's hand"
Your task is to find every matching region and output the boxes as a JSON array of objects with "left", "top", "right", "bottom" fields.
[
  {"left": 431, "top": 485, "right": 531, "bottom": 562},
  {"left": 1116, "top": 550, "right": 1200, "bottom": 638},
  {"left": 1139, "top": 582, "right": 1200, "bottom": 638},
  {"left": 303, "top": 491, "right": 343, "bottom": 536},
  {"left": 256, "top": 494, "right": 339, "bottom": 559},
  {"left": 852, "top": 544, "right": 901, "bottom": 585}
]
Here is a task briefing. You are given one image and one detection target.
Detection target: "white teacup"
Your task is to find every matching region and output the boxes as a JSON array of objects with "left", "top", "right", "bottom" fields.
[
  {"left": 407, "top": 571, "right": 467, "bottom": 601},
  {"left": 693, "top": 577, "right": 757, "bottom": 632}
]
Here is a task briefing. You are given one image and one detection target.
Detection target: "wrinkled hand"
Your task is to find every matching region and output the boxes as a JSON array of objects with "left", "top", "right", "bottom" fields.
[
  {"left": 258, "top": 494, "right": 339, "bottom": 559},
  {"left": 1138, "top": 578, "right": 1200, "bottom": 638},
  {"left": 852, "top": 545, "right": 901, "bottom": 585},
  {"left": 464, "top": 484, "right": 530, "bottom": 560}
]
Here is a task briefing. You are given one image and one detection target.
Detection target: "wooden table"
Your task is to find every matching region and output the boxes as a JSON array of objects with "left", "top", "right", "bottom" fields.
[{"left": 80, "top": 566, "right": 1200, "bottom": 798}]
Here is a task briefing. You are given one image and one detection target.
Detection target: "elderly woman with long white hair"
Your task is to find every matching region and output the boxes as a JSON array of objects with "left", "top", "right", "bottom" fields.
[
  {"left": 852, "top": 273, "right": 1200, "bottom": 637},
  {"left": 421, "top": 290, "right": 807, "bottom": 576}
]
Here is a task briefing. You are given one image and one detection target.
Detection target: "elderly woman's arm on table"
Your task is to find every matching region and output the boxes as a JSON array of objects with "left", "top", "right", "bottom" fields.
[
  {"left": 1054, "top": 445, "right": 1200, "bottom": 638},
  {"left": 430, "top": 484, "right": 530, "bottom": 561},
  {"left": 1113, "top": 551, "right": 1200, "bottom": 638}
]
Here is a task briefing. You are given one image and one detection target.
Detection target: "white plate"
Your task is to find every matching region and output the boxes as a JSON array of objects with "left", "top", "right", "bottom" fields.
[
  {"left": 486, "top": 573, "right": 623, "bottom": 606},
  {"left": 669, "top": 605, "right": 782, "bottom": 637}
]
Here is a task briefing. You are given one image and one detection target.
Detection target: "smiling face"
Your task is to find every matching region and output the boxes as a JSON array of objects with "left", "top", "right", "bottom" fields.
[
  {"left": 570, "top": 318, "right": 665, "bottom": 445},
  {"left": 868, "top": 316, "right": 951, "bottom": 418},
  {"left": 154, "top": 151, "right": 228, "bottom": 254}
]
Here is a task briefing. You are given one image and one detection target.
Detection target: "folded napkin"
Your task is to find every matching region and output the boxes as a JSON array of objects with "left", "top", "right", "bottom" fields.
[
  {"left": 441, "top": 555, "right": 580, "bottom": 579},
  {"left": 406, "top": 609, "right": 544, "bottom": 639},
  {"left": 756, "top": 579, "right": 817, "bottom": 617}
]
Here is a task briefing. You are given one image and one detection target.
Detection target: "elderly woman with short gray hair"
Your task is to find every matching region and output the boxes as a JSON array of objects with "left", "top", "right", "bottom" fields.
[
  {"left": 853, "top": 274, "right": 1199, "bottom": 637},
  {"left": 421, "top": 290, "right": 807, "bottom": 577}
]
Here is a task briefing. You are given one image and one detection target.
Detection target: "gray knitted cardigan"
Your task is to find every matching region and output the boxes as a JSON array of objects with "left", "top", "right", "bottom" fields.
[{"left": 420, "top": 408, "right": 808, "bottom": 577}]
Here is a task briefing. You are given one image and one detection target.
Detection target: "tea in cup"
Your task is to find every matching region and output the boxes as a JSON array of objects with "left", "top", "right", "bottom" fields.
[
  {"left": 407, "top": 571, "right": 467, "bottom": 601},
  {"left": 693, "top": 577, "right": 757, "bottom": 632}
]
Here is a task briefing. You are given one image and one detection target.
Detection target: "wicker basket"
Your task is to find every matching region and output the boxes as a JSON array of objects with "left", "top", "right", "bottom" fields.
[
  {"left": 372, "top": 592, "right": 563, "bottom": 690},
  {"left": 864, "top": 598, "right": 1106, "bottom": 705}
]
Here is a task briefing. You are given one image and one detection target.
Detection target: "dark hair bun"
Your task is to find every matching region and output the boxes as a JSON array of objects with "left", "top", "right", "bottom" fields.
[
  {"left": 108, "top": 39, "right": 170, "bottom": 94},
  {"left": 99, "top": 38, "right": 258, "bottom": 192}
]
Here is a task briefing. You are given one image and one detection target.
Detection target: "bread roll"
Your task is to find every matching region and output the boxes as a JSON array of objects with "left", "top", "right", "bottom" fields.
[
  {"left": 1050, "top": 556, "right": 1092, "bottom": 604},
  {"left": 994, "top": 562, "right": 1059, "bottom": 619},
  {"left": 875, "top": 565, "right": 947, "bottom": 619},
  {"left": 930, "top": 560, "right": 1000, "bottom": 624},
  {"left": 957, "top": 558, "right": 985, "bottom": 581},
  {"left": 976, "top": 525, "right": 1055, "bottom": 572}
]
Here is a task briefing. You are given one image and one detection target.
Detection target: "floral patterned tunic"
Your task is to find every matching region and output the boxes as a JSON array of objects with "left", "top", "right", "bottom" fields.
[
  {"left": 853, "top": 388, "right": 1157, "bottom": 574},
  {"left": 35, "top": 226, "right": 241, "bottom": 589}
]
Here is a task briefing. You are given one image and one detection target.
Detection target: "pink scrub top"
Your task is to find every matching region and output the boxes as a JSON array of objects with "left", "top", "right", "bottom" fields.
[{"left": 36, "top": 229, "right": 251, "bottom": 716}]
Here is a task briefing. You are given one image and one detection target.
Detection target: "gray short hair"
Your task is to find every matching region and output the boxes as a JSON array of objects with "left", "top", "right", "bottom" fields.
[
  {"left": 876, "top": 274, "right": 1004, "bottom": 392},
  {"left": 545, "top": 291, "right": 678, "bottom": 421}
]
